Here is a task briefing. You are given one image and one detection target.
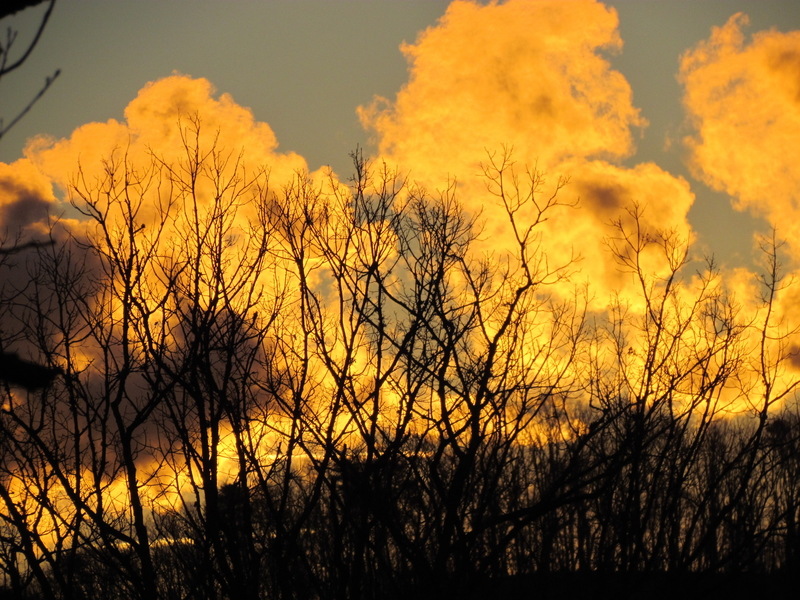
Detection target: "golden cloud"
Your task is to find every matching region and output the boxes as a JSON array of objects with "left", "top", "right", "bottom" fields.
[
  {"left": 26, "top": 75, "right": 310, "bottom": 199},
  {"left": 360, "top": 0, "right": 644, "bottom": 183},
  {"left": 680, "top": 13, "right": 800, "bottom": 252},
  {"left": 359, "top": 0, "right": 695, "bottom": 307}
]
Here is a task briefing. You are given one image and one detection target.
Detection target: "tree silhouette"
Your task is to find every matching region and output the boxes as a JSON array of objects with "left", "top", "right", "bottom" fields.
[{"left": 1, "top": 126, "right": 799, "bottom": 599}]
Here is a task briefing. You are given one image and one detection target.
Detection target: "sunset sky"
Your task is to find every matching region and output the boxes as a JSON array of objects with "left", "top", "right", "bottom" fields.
[
  {"left": 4, "top": 5, "right": 800, "bottom": 584},
  {"left": 1, "top": 0, "right": 799, "bottom": 272}
]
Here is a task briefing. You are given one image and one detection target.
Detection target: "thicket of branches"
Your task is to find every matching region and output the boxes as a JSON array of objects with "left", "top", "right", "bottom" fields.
[{"left": 1, "top": 124, "right": 799, "bottom": 599}]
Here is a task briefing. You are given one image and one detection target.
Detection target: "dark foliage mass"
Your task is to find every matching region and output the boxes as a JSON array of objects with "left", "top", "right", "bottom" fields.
[{"left": 1, "top": 132, "right": 800, "bottom": 600}]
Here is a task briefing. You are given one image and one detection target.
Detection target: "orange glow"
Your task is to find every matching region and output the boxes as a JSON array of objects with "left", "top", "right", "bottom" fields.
[{"left": 2, "top": 7, "right": 800, "bottom": 590}]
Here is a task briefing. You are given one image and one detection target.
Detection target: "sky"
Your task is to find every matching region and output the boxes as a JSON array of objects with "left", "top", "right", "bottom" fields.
[{"left": 1, "top": 0, "right": 799, "bottom": 274}]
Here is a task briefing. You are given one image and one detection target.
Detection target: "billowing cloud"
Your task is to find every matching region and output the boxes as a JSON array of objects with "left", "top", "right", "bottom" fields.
[
  {"left": 0, "top": 74, "right": 316, "bottom": 254},
  {"left": 360, "top": 0, "right": 643, "bottom": 180},
  {"left": 25, "top": 75, "right": 310, "bottom": 200},
  {"left": 0, "top": 158, "right": 57, "bottom": 238},
  {"left": 0, "top": 75, "right": 324, "bottom": 377},
  {"left": 359, "top": 0, "right": 695, "bottom": 304},
  {"left": 680, "top": 13, "right": 800, "bottom": 253}
]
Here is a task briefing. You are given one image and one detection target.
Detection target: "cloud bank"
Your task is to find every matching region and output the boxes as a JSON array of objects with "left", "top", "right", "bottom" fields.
[{"left": 0, "top": 1, "right": 797, "bottom": 413}]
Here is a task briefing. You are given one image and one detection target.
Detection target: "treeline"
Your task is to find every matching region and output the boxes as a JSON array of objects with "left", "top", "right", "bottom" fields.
[{"left": 1, "top": 129, "right": 799, "bottom": 599}]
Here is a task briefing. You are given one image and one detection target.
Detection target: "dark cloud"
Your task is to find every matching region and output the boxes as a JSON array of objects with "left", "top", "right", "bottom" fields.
[
  {"left": 576, "top": 181, "right": 627, "bottom": 212},
  {"left": 0, "top": 158, "right": 56, "bottom": 237},
  {"left": 0, "top": 179, "right": 51, "bottom": 230}
]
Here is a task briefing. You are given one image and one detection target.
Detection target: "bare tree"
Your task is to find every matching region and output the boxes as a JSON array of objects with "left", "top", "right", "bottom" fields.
[
  {"left": 0, "top": 0, "right": 60, "bottom": 142},
  {"left": 2, "top": 125, "right": 800, "bottom": 600}
]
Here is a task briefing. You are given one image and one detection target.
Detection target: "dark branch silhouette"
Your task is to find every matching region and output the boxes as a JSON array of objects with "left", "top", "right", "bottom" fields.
[
  {"left": 0, "top": 351, "right": 60, "bottom": 390},
  {"left": 0, "top": 0, "right": 51, "bottom": 20},
  {"left": 1, "top": 137, "right": 798, "bottom": 599},
  {"left": 0, "top": 239, "right": 55, "bottom": 255},
  {"left": 0, "top": 0, "right": 59, "bottom": 141}
]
